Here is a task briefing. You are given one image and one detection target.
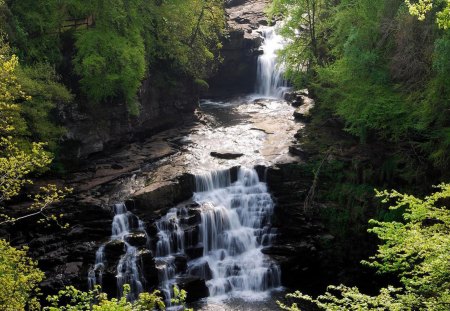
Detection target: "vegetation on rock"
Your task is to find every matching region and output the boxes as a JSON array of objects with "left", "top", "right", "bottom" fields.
[
  {"left": 271, "top": 0, "right": 450, "bottom": 169},
  {"left": 3, "top": 0, "right": 225, "bottom": 112},
  {"left": 278, "top": 184, "right": 450, "bottom": 310}
]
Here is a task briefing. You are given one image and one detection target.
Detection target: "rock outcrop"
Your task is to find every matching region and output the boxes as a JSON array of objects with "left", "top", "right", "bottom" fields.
[
  {"left": 59, "top": 75, "right": 198, "bottom": 163},
  {"left": 207, "top": 0, "right": 270, "bottom": 96}
]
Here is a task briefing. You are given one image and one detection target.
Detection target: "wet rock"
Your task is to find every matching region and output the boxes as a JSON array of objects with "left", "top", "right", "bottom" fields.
[
  {"left": 289, "top": 145, "right": 309, "bottom": 159},
  {"left": 174, "top": 255, "right": 188, "bottom": 273},
  {"left": 262, "top": 242, "right": 316, "bottom": 256},
  {"left": 189, "top": 261, "right": 213, "bottom": 281},
  {"left": 101, "top": 272, "right": 118, "bottom": 296},
  {"left": 104, "top": 240, "right": 125, "bottom": 261},
  {"left": 210, "top": 151, "right": 244, "bottom": 159},
  {"left": 225, "top": 0, "right": 246, "bottom": 7},
  {"left": 184, "top": 225, "right": 200, "bottom": 247},
  {"left": 175, "top": 276, "right": 209, "bottom": 302},
  {"left": 132, "top": 174, "right": 195, "bottom": 214},
  {"left": 284, "top": 89, "right": 309, "bottom": 102},
  {"left": 137, "top": 249, "right": 159, "bottom": 287},
  {"left": 185, "top": 246, "right": 204, "bottom": 260},
  {"left": 180, "top": 210, "right": 201, "bottom": 226},
  {"left": 293, "top": 97, "right": 315, "bottom": 122},
  {"left": 124, "top": 232, "right": 148, "bottom": 247},
  {"left": 207, "top": 0, "right": 269, "bottom": 96}
]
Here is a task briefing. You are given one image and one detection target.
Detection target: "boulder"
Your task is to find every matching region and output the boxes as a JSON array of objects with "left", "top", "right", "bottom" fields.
[
  {"left": 174, "top": 255, "right": 188, "bottom": 273},
  {"left": 284, "top": 89, "right": 309, "bottom": 102},
  {"left": 289, "top": 145, "right": 309, "bottom": 159},
  {"left": 210, "top": 151, "right": 244, "bottom": 159},
  {"left": 188, "top": 261, "right": 213, "bottom": 281},
  {"left": 184, "top": 225, "right": 200, "bottom": 247},
  {"left": 185, "top": 246, "right": 204, "bottom": 260},
  {"left": 137, "top": 249, "right": 159, "bottom": 287},
  {"left": 293, "top": 97, "right": 315, "bottom": 122},
  {"left": 124, "top": 232, "right": 148, "bottom": 247},
  {"left": 104, "top": 239, "right": 125, "bottom": 262},
  {"left": 132, "top": 173, "right": 195, "bottom": 214},
  {"left": 175, "top": 276, "right": 209, "bottom": 302}
]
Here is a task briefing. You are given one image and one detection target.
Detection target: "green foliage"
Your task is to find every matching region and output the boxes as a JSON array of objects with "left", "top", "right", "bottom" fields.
[
  {"left": 17, "top": 63, "right": 72, "bottom": 152},
  {"left": 279, "top": 184, "right": 450, "bottom": 310},
  {"left": 0, "top": 239, "right": 44, "bottom": 311},
  {"left": 7, "top": 0, "right": 64, "bottom": 64},
  {"left": 416, "top": 32, "right": 450, "bottom": 167},
  {"left": 3, "top": 0, "right": 225, "bottom": 114},
  {"left": 406, "top": 0, "right": 450, "bottom": 28},
  {"left": 74, "top": 28, "right": 145, "bottom": 108},
  {"left": 0, "top": 43, "right": 70, "bottom": 227},
  {"left": 194, "top": 78, "right": 209, "bottom": 92},
  {"left": 45, "top": 284, "right": 192, "bottom": 311},
  {"left": 270, "top": 0, "right": 329, "bottom": 83},
  {"left": 277, "top": 0, "right": 450, "bottom": 169}
]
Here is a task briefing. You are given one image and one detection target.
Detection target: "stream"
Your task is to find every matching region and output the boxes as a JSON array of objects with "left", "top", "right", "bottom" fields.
[{"left": 88, "top": 23, "right": 300, "bottom": 309}]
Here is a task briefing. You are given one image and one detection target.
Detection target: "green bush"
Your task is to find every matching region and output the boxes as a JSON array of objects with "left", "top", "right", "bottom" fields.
[
  {"left": 0, "top": 239, "right": 44, "bottom": 311},
  {"left": 279, "top": 184, "right": 450, "bottom": 310}
]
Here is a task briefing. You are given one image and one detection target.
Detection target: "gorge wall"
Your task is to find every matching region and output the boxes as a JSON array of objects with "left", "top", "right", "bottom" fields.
[{"left": 60, "top": 0, "right": 268, "bottom": 163}]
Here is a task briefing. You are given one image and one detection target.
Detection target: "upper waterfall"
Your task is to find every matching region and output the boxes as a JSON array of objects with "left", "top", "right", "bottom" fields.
[{"left": 255, "top": 23, "right": 288, "bottom": 98}]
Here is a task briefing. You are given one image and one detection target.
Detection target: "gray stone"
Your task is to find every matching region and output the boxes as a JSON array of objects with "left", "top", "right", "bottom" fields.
[{"left": 210, "top": 151, "right": 244, "bottom": 159}]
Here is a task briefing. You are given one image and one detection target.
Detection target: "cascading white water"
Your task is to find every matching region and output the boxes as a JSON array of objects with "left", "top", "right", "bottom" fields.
[
  {"left": 88, "top": 203, "right": 149, "bottom": 300},
  {"left": 255, "top": 23, "right": 288, "bottom": 98},
  {"left": 154, "top": 207, "right": 188, "bottom": 301},
  {"left": 193, "top": 168, "right": 281, "bottom": 298},
  {"left": 152, "top": 167, "right": 281, "bottom": 302}
]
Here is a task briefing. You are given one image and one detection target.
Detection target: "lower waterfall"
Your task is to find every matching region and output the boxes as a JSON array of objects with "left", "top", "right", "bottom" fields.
[
  {"left": 89, "top": 167, "right": 281, "bottom": 302},
  {"left": 193, "top": 167, "right": 280, "bottom": 298},
  {"left": 88, "top": 203, "right": 149, "bottom": 300}
]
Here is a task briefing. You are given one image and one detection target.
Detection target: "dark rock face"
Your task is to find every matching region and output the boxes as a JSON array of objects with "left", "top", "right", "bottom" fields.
[
  {"left": 210, "top": 151, "right": 244, "bottom": 159},
  {"left": 3, "top": 201, "right": 113, "bottom": 296},
  {"left": 175, "top": 276, "right": 209, "bottom": 302},
  {"left": 129, "top": 173, "right": 195, "bottom": 221},
  {"left": 207, "top": 0, "right": 269, "bottom": 96},
  {"left": 59, "top": 75, "right": 199, "bottom": 162},
  {"left": 265, "top": 164, "right": 334, "bottom": 291},
  {"left": 124, "top": 232, "right": 148, "bottom": 247}
]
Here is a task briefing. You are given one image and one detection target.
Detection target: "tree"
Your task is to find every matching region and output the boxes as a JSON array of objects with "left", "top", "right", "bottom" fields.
[
  {"left": 0, "top": 239, "right": 44, "bottom": 311},
  {"left": 278, "top": 184, "right": 450, "bottom": 310},
  {"left": 0, "top": 41, "right": 69, "bottom": 227},
  {"left": 406, "top": 0, "right": 450, "bottom": 29},
  {"left": 270, "top": 0, "right": 329, "bottom": 84}
]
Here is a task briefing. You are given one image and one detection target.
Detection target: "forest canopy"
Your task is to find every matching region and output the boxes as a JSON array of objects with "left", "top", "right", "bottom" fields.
[
  {"left": 271, "top": 0, "right": 450, "bottom": 170},
  {"left": 2, "top": 0, "right": 225, "bottom": 112}
]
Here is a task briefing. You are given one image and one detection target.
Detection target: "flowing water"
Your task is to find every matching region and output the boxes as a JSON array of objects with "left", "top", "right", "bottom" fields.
[
  {"left": 150, "top": 167, "right": 282, "bottom": 305},
  {"left": 89, "top": 24, "right": 293, "bottom": 308},
  {"left": 255, "top": 23, "right": 288, "bottom": 98},
  {"left": 88, "top": 203, "right": 149, "bottom": 300},
  {"left": 193, "top": 168, "right": 281, "bottom": 298}
]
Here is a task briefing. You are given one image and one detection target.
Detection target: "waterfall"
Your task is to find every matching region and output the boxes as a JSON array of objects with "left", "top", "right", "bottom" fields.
[
  {"left": 154, "top": 207, "right": 188, "bottom": 301},
  {"left": 88, "top": 203, "right": 149, "bottom": 300},
  {"left": 90, "top": 168, "right": 280, "bottom": 302},
  {"left": 193, "top": 168, "right": 281, "bottom": 298},
  {"left": 152, "top": 167, "right": 281, "bottom": 302},
  {"left": 255, "top": 23, "right": 288, "bottom": 98}
]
